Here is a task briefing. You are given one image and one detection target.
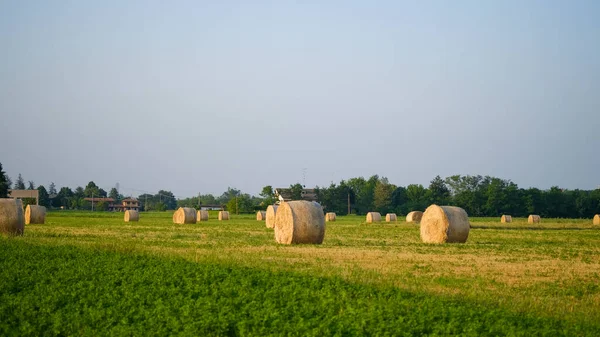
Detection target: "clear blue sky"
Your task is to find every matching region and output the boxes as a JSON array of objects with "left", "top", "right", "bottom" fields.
[{"left": 1, "top": 1, "right": 599, "bottom": 198}]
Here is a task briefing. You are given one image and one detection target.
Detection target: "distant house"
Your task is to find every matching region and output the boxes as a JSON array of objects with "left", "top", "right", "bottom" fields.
[
  {"left": 83, "top": 197, "right": 140, "bottom": 212},
  {"left": 198, "top": 204, "right": 224, "bottom": 211},
  {"left": 274, "top": 188, "right": 318, "bottom": 203}
]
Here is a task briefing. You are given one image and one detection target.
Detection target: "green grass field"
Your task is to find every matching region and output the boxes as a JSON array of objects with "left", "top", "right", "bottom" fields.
[{"left": 1, "top": 211, "right": 599, "bottom": 336}]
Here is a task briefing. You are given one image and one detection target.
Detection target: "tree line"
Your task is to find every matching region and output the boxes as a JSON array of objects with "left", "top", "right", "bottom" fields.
[
  {"left": 2, "top": 162, "right": 599, "bottom": 217},
  {"left": 315, "top": 175, "right": 600, "bottom": 218}
]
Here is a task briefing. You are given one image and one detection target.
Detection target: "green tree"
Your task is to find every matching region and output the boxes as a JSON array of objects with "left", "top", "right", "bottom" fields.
[
  {"left": 289, "top": 183, "right": 303, "bottom": 200},
  {"left": 217, "top": 187, "right": 240, "bottom": 204},
  {"left": 57, "top": 187, "right": 74, "bottom": 209},
  {"left": 27, "top": 181, "right": 35, "bottom": 190},
  {"left": 405, "top": 184, "right": 428, "bottom": 211},
  {"left": 427, "top": 175, "right": 450, "bottom": 205},
  {"left": 260, "top": 185, "right": 275, "bottom": 206},
  {"left": 84, "top": 181, "right": 99, "bottom": 197},
  {"left": 0, "top": 163, "right": 8, "bottom": 198},
  {"left": 156, "top": 190, "right": 177, "bottom": 210},
  {"left": 15, "top": 173, "right": 25, "bottom": 190},
  {"left": 109, "top": 187, "right": 120, "bottom": 201},
  {"left": 226, "top": 193, "right": 254, "bottom": 214},
  {"left": 373, "top": 178, "right": 396, "bottom": 214},
  {"left": 37, "top": 185, "right": 50, "bottom": 208},
  {"left": 391, "top": 186, "right": 408, "bottom": 215},
  {"left": 48, "top": 182, "right": 57, "bottom": 195}
]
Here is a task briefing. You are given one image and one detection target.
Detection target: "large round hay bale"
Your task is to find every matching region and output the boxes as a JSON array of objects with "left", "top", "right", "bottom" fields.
[
  {"left": 366, "top": 212, "right": 381, "bottom": 223},
  {"left": 173, "top": 207, "right": 196, "bottom": 224},
  {"left": 256, "top": 211, "right": 266, "bottom": 221},
  {"left": 0, "top": 199, "right": 25, "bottom": 236},
  {"left": 325, "top": 212, "right": 336, "bottom": 222},
  {"left": 25, "top": 205, "right": 46, "bottom": 224},
  {"left": 406, "top": 211, "right": 423, "bottom": 223},
  {"left": 266, "top": 205, "right": 278, "bottom": 228},
  {"left": 594, "top": 214, "right": 600, "bottom": 225},
  {"left": 197, "top": 210, "right": 209, "bottom": 222},
  {"left": 218, "top": 211, "right": 230, "bottom": 221},
  {"left": 385, "top": 213, "right": 397, "bottom": 222},
  {"left": 528, "top": 215, "right": 541, "bottom": 224},
  {"left": 124, "top": 210, "right": 139, "bottom": 222},
  {"left": 274, "top": 201, "right": 325, "bottom": 244},
  {"left": 420, "top": 205, "right": 470, "bottom": 244},
  {"left": 500, "top": 215, "right": 512, "bottom": 223}
]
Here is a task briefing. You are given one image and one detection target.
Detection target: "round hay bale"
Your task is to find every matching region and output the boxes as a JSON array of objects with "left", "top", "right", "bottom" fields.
[
  {"left": 420, "top": 205, "right": 470, "bottom": 244},
  {"left": 173, "top": 207, "right": 196, "bottom": 224},
  {"left": 256, "top": 211, "right": 266, "bottom": 221},
  {"left": 218, "top": 211, "right": 230, "bottom": 221},
  {"left": 25, "top": 205, "right": 46, "bottom": 225},
  {"left": 274, "top": 201, "right": 325, "bottom": 244},
  {"left": 385, "top": 213, "right": 397, "bottom": 222},
  {"left": 528, "top": 215, "right": 541, "bottom": 224},
  {"left": 266, "top": 205, "right": 278, "bottom": 229},
  {"left": 325, "top": 212, "right": 336, "bottom": 222},
  {"left": 124, "top": 210, "right": 139, "bottom": 222},
  {"left": 500, "top": 215, "right": 512, "bottom": 223},
  {"left": 0, "top": 198, "right": 25, "bottom": 236},
  {"left": 366, "top": 212, "right": 381, "bottom": 223},
  {"left": 594, "top": 214, "right": 600, "bottom": 225},
  {"left": 197, "top": 210, "right": 209, "bottom": 222},
  {"left": 406, "top": 211, "right": 423, "bottom": 223}
]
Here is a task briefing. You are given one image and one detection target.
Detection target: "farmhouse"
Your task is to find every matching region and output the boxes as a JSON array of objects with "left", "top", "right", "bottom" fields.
[
  {"left": 83, "top": 197, "right": 141, "bottom": 212},
  {"left": 274, "top": 188, "right": 318, "bottom": 203}
]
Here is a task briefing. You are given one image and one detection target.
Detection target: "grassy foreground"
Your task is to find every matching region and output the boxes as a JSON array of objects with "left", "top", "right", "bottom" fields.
[{"left": 1, "top": 211, "right": 599, "bottom": 336}]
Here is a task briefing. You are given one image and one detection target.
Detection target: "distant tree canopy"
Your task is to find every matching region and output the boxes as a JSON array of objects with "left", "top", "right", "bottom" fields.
[
  {"left": 0, "top": 162, "right": 8, "bottom": 198},
  {"left": 1, "top": 164, "right": 598, "bottom": 217},
  {"left": 315, "top": 175, "right": 600, "bottom": 218}
]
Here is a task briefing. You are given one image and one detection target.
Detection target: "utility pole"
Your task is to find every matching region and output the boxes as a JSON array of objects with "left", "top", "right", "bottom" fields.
[
  {"left": 236, "top": 194, "right": 239, "bottom": 215},
  {"left": 347, "top": 192, "right": 350, "bottom": 215}
]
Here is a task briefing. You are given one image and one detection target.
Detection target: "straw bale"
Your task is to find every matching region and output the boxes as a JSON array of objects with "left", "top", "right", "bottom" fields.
[
  {"left": 256, "top": 211, "right": 266, "bottom": 221},
  {"left": 173, "top": 207, "right": 196, "bottom": 224},
  {"left": 385, "top": 213, "right": 397, "bottom": 222},
  {"left": 266, "top": 205, "right": 278, "bottom": 229},
  {"left": 593, "top": 214, "right": 600, "bottom": 225},
  {"left": 197, "top": 210, "right": 209, "bottom": 222},
  {"left": 420, "top": 205, "right": 470, "bottom": 244},
  {"left": 124, "top": 210, "right": 139, "bottom": 222},
  {"left": 406, "top": 211, "right": 423, "bottom": 223},
  {"left": 25, "top": 205, "right": 46, "bottom": 224},
  {"left": 528, "top": 215, "right": 541, "bottom": 224},
  {"left": 218, "top": 211, "right": 230, "bottom": 221},
  {"left": 274, "top": 201, "right": 325, "bottom": 244},
  {"left": 500, "top": 215, "right": 512, "bottom": 223},
  {"left": 325, "top": 212, "right": 336, "bottom": 222},
  {"left": 0, "top": 198, "right": 25, "bottom": 236},
  {"left": 366, "top": 212, "right": 381, "bottom": 223}
]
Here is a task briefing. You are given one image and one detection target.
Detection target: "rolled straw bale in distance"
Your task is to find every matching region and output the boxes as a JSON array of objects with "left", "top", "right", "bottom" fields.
[
  {"left": 124, "top": 210, "right": 139, "bottom": 222},
  {"left": 218, "top": 211, "right": 230, "bottom": 220},
  {"left": 406, "top": 211, "right": 423, "bottom": 223},
  {"left": 420, "top": 205, "right": 470, "bottom": 244},
  {"left": 528, "top": 215, "right": 541, "bottom": 224},
  {"left": 266, "top": 205, "right": 278, "bottom": 228},
  {"left": 274, "top": 201, "right": 325, "bottom": 244},
  {"left": 386, "top": 213, "right": 397, "bottom": 222},
  {"left": 325, "top": 212, "right": 336, "bottom": 222},
  {"left": 594, "top": 214, "right": 600, "bottom": 225},
  {"left": 197, "top": 210, "right": 209, "bottom": 222},
  {"left": 25, "top": 205, "right": 46, "bottom": 224},
  {"left": 173, "top": 207, "right": 196, "bottom": 224},
  {"left": 256, "top": 211, "right": 266, "bottom": 221},
  {"left": 366, "top": 212, "right": 381, "bottom": 223},
  {"left": 500, "top": 215, "right": 512, "bottom": 223},
  {"left": 0, "top": 198, "right": 25, "bottom": 236}
]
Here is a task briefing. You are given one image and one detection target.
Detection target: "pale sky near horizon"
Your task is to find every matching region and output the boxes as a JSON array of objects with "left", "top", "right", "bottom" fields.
[{"left": 1, "top": 1, "right": 599, "bottom": 198}]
